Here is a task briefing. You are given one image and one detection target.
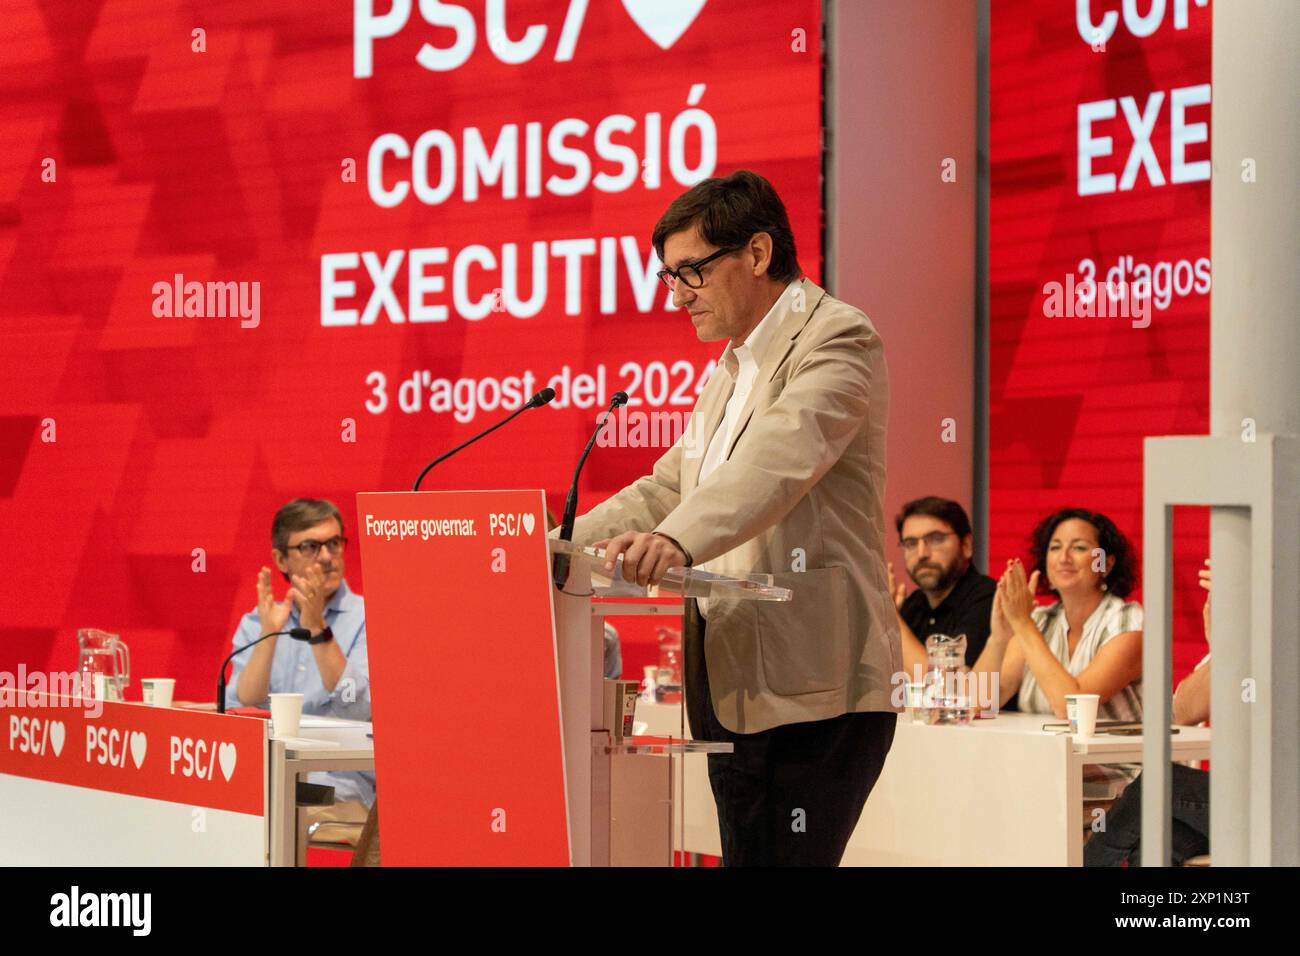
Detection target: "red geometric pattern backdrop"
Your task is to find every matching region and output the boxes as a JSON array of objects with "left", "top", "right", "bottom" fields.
[
  {"left": 989, "top": 0, "right": 1212, "bottom": 678},
  {"left": 0, "top": 0, "right": 822, "bottom": 700}
]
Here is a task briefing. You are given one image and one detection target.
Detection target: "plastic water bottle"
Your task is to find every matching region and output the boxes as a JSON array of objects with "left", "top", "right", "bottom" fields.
[
  {"left": 654, "top": 627, "right": 682, "bottom": 703},
  {"left": 640, "top": 665, "right": 658, "bottom": 703}
]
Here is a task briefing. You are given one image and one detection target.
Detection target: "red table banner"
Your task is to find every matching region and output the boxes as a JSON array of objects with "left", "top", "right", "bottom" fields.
[{"left": 0, "top": 693, "right": 265, "bottom": 816}]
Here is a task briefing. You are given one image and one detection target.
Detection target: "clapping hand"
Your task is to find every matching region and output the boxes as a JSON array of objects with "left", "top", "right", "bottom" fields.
[
  {"left": 257, "top": 567, "right": 292, "bottom": 637},
  {"left": 998, "top": 559, "right": 1041, "bottom": 627},
  {"left": 288, "top": 564, "right": 328, "bottom": 633},
  {"left": 887, "top": 562, "right": 907, "bottom": 611},
  {"left": 990, "top": 586, "right": 1013, "bottom": 642}
]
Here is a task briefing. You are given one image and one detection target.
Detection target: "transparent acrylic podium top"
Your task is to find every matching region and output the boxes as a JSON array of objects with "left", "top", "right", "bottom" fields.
[
  {"left": 548, "top": 538, "right": 792, "bottom": 602},
  {"left": 598, "top": 736, "right": 734, "bottom": 756}
]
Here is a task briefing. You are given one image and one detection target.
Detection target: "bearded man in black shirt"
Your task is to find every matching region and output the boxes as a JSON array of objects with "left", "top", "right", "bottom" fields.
[{"left": 887, "top": 496, "right": 997, "bottom": 680}]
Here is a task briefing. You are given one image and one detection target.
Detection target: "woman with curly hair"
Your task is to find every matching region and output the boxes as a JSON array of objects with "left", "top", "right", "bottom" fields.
[{"left": 974, "top": 508, "right": 1143, "bottom": 795}]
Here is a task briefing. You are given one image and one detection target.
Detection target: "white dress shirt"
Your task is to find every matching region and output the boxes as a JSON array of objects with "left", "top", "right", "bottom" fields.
[{"left": 696, "top": 280, "right": 800, "bottom": 617}]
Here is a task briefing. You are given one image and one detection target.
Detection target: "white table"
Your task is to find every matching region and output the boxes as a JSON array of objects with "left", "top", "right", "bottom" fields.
[
  {"left": 268, "top": 717, "right": 375, "bottom": 867},
  {"left": 635, "top": 701, "right": 1209, "bottom": 866}
]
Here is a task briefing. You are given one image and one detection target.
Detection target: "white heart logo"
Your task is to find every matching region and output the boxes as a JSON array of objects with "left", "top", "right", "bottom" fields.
[
  {"left": 521, "top": 512, "right": 536, "bottom": 535},
  {"left": 218, "top": 742, "right": 237, "bottom": 782},
  {"left": 48, "top": 721, "right": 65, "bottom": 757},
  {"left": 621, "top": 0, "right": 707, "bottom": 50},
  {"left": 129, "top": 731, "right": 147, "bottom": 769}
]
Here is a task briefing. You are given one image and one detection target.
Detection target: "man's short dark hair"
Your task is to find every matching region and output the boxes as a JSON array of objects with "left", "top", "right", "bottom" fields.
[
  {"left": 895, "top": 496, "right": 973, "bottom": 540},
  {"left": 272, "top": 498, "right": 343, "bottom": 553},
  {"left": 652, "top": 170, "right": 800, "bottom": 282}
]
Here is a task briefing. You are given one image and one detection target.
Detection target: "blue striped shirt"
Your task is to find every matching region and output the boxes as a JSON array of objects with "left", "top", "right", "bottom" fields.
[{"left": 226, "top": 580, "right": 373, "bottom": 805}]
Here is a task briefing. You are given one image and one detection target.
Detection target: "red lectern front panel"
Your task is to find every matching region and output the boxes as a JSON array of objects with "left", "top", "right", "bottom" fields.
[{"left": 357, "top": 490, "right": 568, "bottom": 865}]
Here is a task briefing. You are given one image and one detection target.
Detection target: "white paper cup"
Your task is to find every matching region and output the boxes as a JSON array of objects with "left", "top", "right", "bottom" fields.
[
  {"left": 1066, "top": 693, "right": 1101, "bottom": 736},
  {"left": 269, "top": 693, "right": 304, "bottom": 738},
  {"left": 141, "top": 678, "right": 175, "bottom": 708}
]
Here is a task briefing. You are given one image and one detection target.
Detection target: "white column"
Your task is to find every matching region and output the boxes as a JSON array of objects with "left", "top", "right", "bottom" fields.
[{"left": 1208, "top": 0, "right": 1299, "bottom": 866}]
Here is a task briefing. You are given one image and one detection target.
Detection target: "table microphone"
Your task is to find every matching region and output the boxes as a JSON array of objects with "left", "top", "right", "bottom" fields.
[
  {"left": 553, "top": 390, "right": 628, "bottom": 589},
  {"left": 412, "top": 387, "right": 556, "bottom": 490},
  {"left": 216, "top": 628, "right": 310, "bottom": 714}
]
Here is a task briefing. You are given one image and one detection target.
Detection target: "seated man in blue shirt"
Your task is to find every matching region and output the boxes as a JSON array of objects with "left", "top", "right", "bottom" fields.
[{"left": 227, "top": 497, "right": 374, "bottom": 828}]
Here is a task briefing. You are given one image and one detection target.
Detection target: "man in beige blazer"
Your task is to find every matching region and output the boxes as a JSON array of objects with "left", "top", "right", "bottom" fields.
[{"left": 569, "top": 170, "right": 902, "bottom": 866}]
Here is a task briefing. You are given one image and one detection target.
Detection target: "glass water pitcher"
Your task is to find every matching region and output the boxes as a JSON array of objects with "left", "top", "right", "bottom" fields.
[{"left": 76, "top": 628, "right": 130, "bottom": 701}]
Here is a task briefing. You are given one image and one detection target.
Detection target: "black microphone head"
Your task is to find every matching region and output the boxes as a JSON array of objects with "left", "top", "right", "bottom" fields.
[
  {"left": 288, "top": 628, "right": 312, "bottom": 641},
  {"left": 532, "top": 387, "right": 557, "bottom": 407},
  {"left": 611, "top": 390, "right": 629, "bottom": 407}
]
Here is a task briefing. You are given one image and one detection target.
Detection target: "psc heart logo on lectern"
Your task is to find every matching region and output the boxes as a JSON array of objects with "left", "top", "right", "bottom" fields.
[{"left": 489, "top": 513, "right": 536, "bottom": 537}]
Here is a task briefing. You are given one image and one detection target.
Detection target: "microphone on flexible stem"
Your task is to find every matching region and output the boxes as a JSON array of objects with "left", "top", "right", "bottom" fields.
[
  {"left": 412, "top": 387, "right": 556, "bottom": 490},
  {"left": 554, "top": 390, "right": 629, "bottom": 589},
  {"left": 217, "top": 628, "right": 311, "bottom": 714}
]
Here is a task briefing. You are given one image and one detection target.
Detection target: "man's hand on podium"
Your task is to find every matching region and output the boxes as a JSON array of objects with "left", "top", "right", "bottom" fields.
[{"left": 594, "top": 531, "right": 688, "bottom": 587}]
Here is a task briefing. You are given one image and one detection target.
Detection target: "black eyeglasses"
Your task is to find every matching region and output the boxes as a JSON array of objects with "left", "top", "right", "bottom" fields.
[
  {"left": 900, "top": 531, "right": 956, "bottom": 553},
  {"left": 657, "top": 246, "right": 743, "bottom": 290},
  {"left": 286, "top": 536, "right": 347, "bottom": 559}
]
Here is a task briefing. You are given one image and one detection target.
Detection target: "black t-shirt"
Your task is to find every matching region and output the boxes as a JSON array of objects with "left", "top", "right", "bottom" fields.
[{"left": 899, "top": 564, "right": 997, "bottom": 666}]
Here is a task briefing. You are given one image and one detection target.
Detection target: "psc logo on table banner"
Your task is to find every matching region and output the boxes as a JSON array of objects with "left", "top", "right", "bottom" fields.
[{"left": 0, "top": 695, "right": 265, "bottom": 816}]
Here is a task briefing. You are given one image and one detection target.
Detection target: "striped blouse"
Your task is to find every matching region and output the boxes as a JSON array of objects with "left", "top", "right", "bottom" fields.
[{"left": 1018, "top": 593, "right": 1144, "bottom": 792}]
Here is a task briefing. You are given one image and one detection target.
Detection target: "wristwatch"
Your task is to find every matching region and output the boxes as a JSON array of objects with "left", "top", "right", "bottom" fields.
[{"left": 306, "top": 626, "right": 335, "bottom": 645}]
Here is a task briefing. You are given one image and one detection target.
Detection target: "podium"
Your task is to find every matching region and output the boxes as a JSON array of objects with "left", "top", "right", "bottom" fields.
[{"left": 356, "top": 490, "right": 791, "bottom": 865}]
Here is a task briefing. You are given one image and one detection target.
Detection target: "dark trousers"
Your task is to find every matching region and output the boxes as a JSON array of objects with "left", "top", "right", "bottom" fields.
[
  {"left": 1084, "top": 764, "right": 1210, "bottom": 866},
  {"left": 685, "top": 600, "right": 896, "bottom": 867}
]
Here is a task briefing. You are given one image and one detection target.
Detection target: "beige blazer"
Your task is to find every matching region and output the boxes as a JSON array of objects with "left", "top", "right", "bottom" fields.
[{"left": 570, "top": 279, "right": 903, "bottom": 733}]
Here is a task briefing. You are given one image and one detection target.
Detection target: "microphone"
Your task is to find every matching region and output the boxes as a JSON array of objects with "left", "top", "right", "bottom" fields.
[
  {"left": 412, "top": 387, "right": 556, "bottom": 490},
  {"left": 217, "top": 627, "right": 310, "bottom": 714},
  {"left": 554, "top": 391, "right": 629, "bottom": 589}
]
